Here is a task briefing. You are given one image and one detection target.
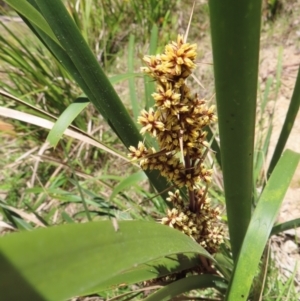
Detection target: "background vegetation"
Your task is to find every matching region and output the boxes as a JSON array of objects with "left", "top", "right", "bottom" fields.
[{"left": 0, "top": 0, "right": 299, "bottom": 300}]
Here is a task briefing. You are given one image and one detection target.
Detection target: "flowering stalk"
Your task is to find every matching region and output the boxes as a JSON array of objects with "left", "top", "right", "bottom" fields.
[{"left": 129, "top": 35, "right": 223, "bottom": 254}]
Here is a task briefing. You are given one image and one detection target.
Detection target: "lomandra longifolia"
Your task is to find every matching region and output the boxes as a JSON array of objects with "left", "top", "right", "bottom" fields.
[{"left": 129, "top": 35, "right": 223, "bottom": 254}]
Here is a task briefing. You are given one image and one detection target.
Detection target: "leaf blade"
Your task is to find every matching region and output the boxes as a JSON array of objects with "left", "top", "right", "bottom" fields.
[
  {"left": 0, "top": 221, "right": 214, "bottom": 301},
  {"left": 226, "top": 149, "right": 300, "bottom": 300},
  {"left": 209, "top": 0, "right": 262, "bottom": 261},
  {"left": 47, "top": 96, "right": 89, "bottom": 147},
  {"left": 143, "top": 274, "right": 227, "bottom": 301}
]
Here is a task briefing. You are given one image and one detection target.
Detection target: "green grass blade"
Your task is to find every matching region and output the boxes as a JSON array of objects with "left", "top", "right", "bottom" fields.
[
  {"left": 47, "top": 96, "right": 89, "bottom": 147},
  {"left": 61, "top": 211, "right": 75, "bottom": 223},
  {"left": 109, "top": 171, "right": 147, "bottom": 202},
  {"left": 11, "top": 217, "right": 33, "bottom": 231},
  {"left": 261, "top": 77, "right": 273, "bottom": 114},
  {"left": 149, "top": 24, "right": 159, "bottom": 55},
  {"left": 275, "top": 265, "right": 298, "bottom": 301},
  {"left": 254, "top": 77, "right": 273, "bottom": 184},
  {"left": 253, "top": 123, "right": 272, "bottom": 186},
  {"left": 268, "top": 65, "right": 300, "bottom": 177},
  {"left": 3, "top": 0, "right": 58, "bottom": 43},
  {"left": 109, "top": 73, "right": 143, "bottom": 85},
  {"left": 144, "top": 24, "right": 158, "bottom": 109},
  {"left": 0, "top": 21, "right": 44, "bottom": 73},
  {"left": 128, "top": 34, "right": 139, "bottom": 121},
  {"left": 214, "top": 252, "right": 233, "bottom": 281},
  {"left": 274, "top": 47, "right": 283, "bottom": 99},
  {"left": 143, "top": 275, "right": 228, "bottom": 301},
  {"left": 226, "top": 149, "right": 300, "bottom": 300},
  {"left": 206, "top": 126, "right": 222, "bottom": 168},
  {"left": 208, "top": 0, "right": 262, "bottom": 260},
  {"left": 0, "top": 221, "right": 214, "bottom": 301},
  {"left": 33, "top": 0, "right": 169, "bottom": 197},
  {"left": 23, "top": 202, "right": 48, "bottom": 227},
  {"left": 271, "top": 218, "right": 300, "bottom": 236}
]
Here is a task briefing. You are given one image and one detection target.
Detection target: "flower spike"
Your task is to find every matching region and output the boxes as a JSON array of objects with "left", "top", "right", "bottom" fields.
[{"left": 128, "top": 35, "right": 223, "bottom": 255}]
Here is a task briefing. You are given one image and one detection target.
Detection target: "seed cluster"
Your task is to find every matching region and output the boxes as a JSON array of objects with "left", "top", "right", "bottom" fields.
[{"left": 129, "top": 35, "right": 223, "bottom": 254}]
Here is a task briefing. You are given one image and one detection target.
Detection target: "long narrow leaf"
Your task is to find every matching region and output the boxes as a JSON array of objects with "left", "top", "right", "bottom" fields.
[
  {"left": 47, "top": 96, "right": 89, "bottom": 147},
  {"left": 109, "top": 171, "right": 147, "bottom": 202},
  {"left": 128, "top": 34, "right": 139, "bottom": 121},
  {"left": 270, "top": 218, "right": 300, "bottom": 236},
  {"left": 268, "top": 65, "right": 300, "bottom": 177},
  {"left": 3, "top": 0, "right": 58, "bottom": 43},
  {"left": 209, "top": 0, "right": 262, "bottom": 260},
  {"left": 143, "top": 275, "right": 227, "bottom": 301},
  {"left": 144, "top": 24, "right": 158, "bottom": 109},
  {"left": 0, "top": 221, "right": 214, "bottom": 301},
  {"left": 226, "top": 149, "right": 300, "bottom": 300}
]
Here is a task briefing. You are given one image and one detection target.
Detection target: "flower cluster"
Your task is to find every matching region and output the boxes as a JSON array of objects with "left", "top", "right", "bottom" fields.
[
  {"left": 128, "top": 35, "right": 223, "bottom": 254},
  {"left": 161, "top": 190, "right": 223, "bottom": 254}
]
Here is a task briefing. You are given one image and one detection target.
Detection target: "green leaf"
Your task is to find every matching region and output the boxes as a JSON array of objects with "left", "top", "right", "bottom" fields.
[
  {"left": 143, "top": 275, "right": 228, "bottom": 301},
  {"left": 144, "top": 24, "right": 158, "bottom": 110},
  {"left": 109, "top": 171, "right": 147, "bottom": 202},
  {"left": 271, "top": 218, "right": 300, "bottom": 236},
  {"left": 128, "top": 34, "right": 139, "bottom": 121},
  {"left": 268, "top": 65, "right": 300, "bottom": 177},
  {"left": 0, "top": 221, "right": 214, "bottom": 301},
  {"left": 209, "top": 0, "right": 262, "bottom": 261},
  {"left": 253, "top": 123, "right": 272, "bottom": 185},
  {"left": 47, "top": 96, "right": 89, "bottom": 147},
  {"left": 61, "top": 211, "right": 75, "bottom": 223},
  {"left": 109, "top": 73, "right": 143, "bottom": 85},
  {"left": 3, "top": 0, "right": 58, "bottom": 43},
  {"left": 214, "top": 252, "right": 233, "bottom": 281},
  {"left": 206, "top": 127, "right": 222, "bottom": 168},
  {"left": 226, "top": 149, "right": 300, "bottom": 300}
]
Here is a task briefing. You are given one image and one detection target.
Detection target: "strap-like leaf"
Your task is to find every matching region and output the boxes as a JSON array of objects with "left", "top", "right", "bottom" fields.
[
  {"left": 271, "top": 218, "right": 300, "bottom": 236},
  {"left": 226, "top": 149, "right": 300, "bottom": 300},
  {"left": 268, "top": 65, "right": 300, "bottom": 177},
  {"left": 143, "top": 274, "right": 227, "bottom": 301},
  {"left": 3, "top": 0, "right": 58, "bottom": 43},
  {"left": 47, "top": 96, "right": 89, "bottom": 147},
  {"left": 0, "top": 221, "right": 214, "bottom": 301},
  {"left": 209, "top": 0, "right": 262, "bottom": 260}
]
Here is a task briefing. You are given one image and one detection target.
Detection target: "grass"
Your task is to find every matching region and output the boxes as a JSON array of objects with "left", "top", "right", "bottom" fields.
[{"left": 0, "top": 1, "right": 299, "bottom": 300}]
